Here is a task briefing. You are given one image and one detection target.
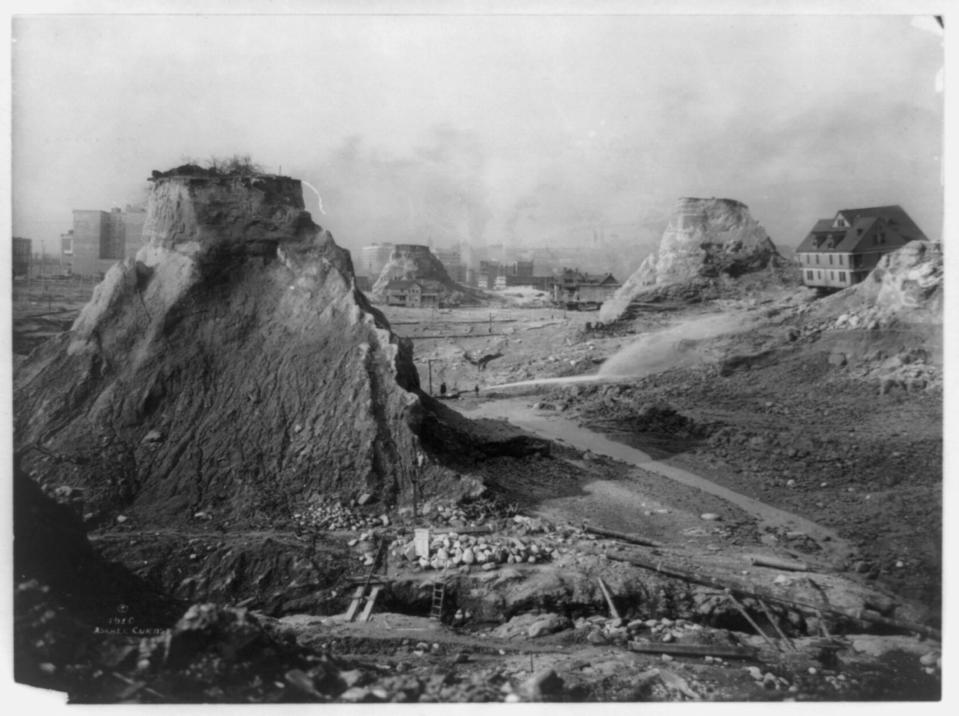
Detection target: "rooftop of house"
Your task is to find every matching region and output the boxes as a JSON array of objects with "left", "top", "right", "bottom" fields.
[
  {"left": 796, "top": 205, "right": 927, "bottom": 254},
  {"left": 385, "top": 278, "right": 446, "bottom": 292},
  {"left": 557, "top": 270, "right": 620, "bottom": 285}
]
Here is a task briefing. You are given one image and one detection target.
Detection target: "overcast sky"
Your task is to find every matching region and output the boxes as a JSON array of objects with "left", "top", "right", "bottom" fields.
[{"left": 11, "top": 11, "right": 944, "bottom": 257}]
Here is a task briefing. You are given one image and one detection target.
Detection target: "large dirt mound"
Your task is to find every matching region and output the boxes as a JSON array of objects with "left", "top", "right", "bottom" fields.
[
  {"left": 14, "top": 170, "right": 463, "bottom": 527},
  {"left": 600, "top": 197, "right": 791, "bottom": 321},
  {"left": 370, "top": 244, "right": 481, "bottom": 304}
]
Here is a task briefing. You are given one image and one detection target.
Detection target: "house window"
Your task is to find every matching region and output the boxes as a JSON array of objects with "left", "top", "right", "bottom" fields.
[
  {"left": 828, "top": 255, "right": 833, "bottom": 265},
  {"left": 815, "top": 255, "right": 820, "bottom": 265},
  {"left": 817, "top": 271, "right": 822, "bottom": 279},
  {"left": 830, "top": 271, "right": 835, "bottom": 280},
  {"left": 839, "top": 272, "right": 846, "bottom": 282},
  {"left": 838, "top": 255, "right": 844, "bottom": 265},
  {"left": 806, "top": 270, "right": 814, "bottom": 280}
]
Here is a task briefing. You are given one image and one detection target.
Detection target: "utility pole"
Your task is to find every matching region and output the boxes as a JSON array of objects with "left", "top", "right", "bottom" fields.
[{"left": 426, "top": 359, "right": 435, "bottom": 395}]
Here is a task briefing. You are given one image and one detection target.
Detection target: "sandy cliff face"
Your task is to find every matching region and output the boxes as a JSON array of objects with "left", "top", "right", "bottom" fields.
[
  {"left": 599, "top": 198, "right": 784, "bottom": 322},
  {"left": 14, "top": 171, "right": 451, "bottom": 527}
]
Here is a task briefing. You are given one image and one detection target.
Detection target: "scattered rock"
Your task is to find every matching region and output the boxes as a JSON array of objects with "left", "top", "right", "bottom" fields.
[
  {"left": 521, "top": 668, "right": 564, "bottom": 701},
  {"left": 586, "top": 630, "right": 607, "bottom": 645}
]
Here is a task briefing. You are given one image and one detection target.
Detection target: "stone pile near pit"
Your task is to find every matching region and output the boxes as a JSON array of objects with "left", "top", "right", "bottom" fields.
[
  {"left": 390, "top": 531, "right": 559, "bottom": 571},
  {"left": 577, "top": 615, "right": 711, "bottom": 647},
  {"left": 419, "top": 501, "right": 505, "bottom": 529},
  {"left": 293, "top": 498, "right": 390, "bottom": 532},
  {"left": 489, "top": 610, "right": 741, "bottom": 649}
]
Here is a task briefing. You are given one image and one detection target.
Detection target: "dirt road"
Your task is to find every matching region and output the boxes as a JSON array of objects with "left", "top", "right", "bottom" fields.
[{"left": 457, "top": 396, "right": 853, "bottom": 565}]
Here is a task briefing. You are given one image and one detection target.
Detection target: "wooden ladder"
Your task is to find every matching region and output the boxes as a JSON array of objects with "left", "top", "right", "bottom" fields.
[
  {"left": 430, "top": 580, "right": 446, "bottom": 621},
  {"left": 430, "top": 565, "right": 451, "bottom": 621}
]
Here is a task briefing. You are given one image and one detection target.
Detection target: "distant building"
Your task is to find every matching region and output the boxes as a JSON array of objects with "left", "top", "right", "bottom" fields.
[
  {"left": 384, "top": 278, "right": 443, "bottom": 308},
  {"left": 358, "top": 243, "right": 394, "bottom": 280},
  {"left": 514, "top": 260, "right": 534, "bottom": 278},
  {"left": 63, "top": 206, "right": 147, "bottom": 277},
  {"left": 795, "top": 206, "right": 927, "bottom": 290},
  {"left": 552, "top": 269, "right": 621, "bottom": 305},
  {"left": 434, "top": 245, "right": 465, "bottom": 283},
  {"left": 12, "top": 237, "right": 31, "bottom": 277}
]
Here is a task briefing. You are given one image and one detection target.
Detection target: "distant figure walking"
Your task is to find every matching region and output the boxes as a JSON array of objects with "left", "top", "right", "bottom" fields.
[
  {"left": 474, "top": 385, "right": 479, "bottom": 396},
  {"left": 440, "top": 382, "right": 447, "bottom": 396}
]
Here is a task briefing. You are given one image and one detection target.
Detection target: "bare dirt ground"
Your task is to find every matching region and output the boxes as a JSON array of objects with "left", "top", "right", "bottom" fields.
[
  {"left": 10, "top": 276, "right": 95, "bottom": 356},
  {"left": 12, "top": 286, "right": 943, "bottom": 703}
]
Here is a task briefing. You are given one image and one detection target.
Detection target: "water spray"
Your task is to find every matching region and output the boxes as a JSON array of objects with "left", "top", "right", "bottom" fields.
[
  {"left": 301, "top": 180, "right": 327, "bottom": 215},
  {"left": 486, "top": 311, "right": 758, "bottom": 392}
]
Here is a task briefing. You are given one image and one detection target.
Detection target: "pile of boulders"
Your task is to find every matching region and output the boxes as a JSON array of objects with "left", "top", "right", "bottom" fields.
[
  {"left": 420, "top": 498, "right": 517, "bottom": 528},
  {"left": 485, "top": 611, "right": 724, "bottom": 649},
  {"left": 574, "top": 615, "right": 708, "bottom": 647},
  {"left": 293, "top": 498, "right": 389, "bottom": 532},
  {"left": 860, "top": 350, "right": 940, "bottom": 394},
  {"left": 390, "top": 531, "right": 557, "bottom": 571},
  {"left": 419, "top": 502, "right": 472, "bottom": 527}
]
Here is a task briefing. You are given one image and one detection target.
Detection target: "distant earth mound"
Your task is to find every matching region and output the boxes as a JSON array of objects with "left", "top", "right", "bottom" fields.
[
  {"left": 14, "top": 169, "right": 470, "bottom": 528},
  {"left": 599, "top": 197, "right": 792, "bottom": 322},
  {"left": 370, "top": 243, "right": 482, "bottom": 304}
]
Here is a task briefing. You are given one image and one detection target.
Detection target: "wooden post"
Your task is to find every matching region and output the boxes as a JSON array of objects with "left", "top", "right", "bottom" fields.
[
  {"left": 412, "top": 477, "right": 418, "bottom": 525},
  {"left": 596, "top": 578, "right": 621, "bottom": 620},
  {"left": 629, "top": 641, "right": 758, "bottom": 660},
  {"left": 726, "top": 592, "right": 779, "bottom": 651},
  {"left": 585, "top": 525, "right": 663, "bottom": 548},
  {"left": 749, "top": 555, "right": 810, "bottom": 572},
  {"left": 757, "top": 598, "right": 797, "bottom": 650}
]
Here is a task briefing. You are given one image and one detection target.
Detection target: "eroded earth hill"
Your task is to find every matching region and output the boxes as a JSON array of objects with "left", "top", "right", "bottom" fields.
[
  {"left": 14, "top": 169, "right": 470, "bottom": 528},
  {"left": 599, "top": 197, "right": 792, "bottom": 322}
]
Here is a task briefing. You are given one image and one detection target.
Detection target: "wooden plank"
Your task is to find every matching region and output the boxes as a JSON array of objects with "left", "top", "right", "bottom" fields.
[
  {"left": 757, "top": 598, "right": 797, "bottom": 650},
  {"left": 629, "top": 640, "right": 758, "bottom": 660},
  {"left": 413, "top": 529, "right": 431, "bottom": 559},
  {"left": 596, "top": 578, "right": 620, "bottom": 620},
  {"left": 749, "top": 555, "right": 810, "bottom": 572},
  {"left": 344, "top": 586, "right": 365, "bottom": 622},
  {"left": 726, "top": 592, "right": 780, "bottom": 651},
  {"left": 360, "top": 585, "right": 382, "bottom": 622},
  {"left": 345, "top": 575, "right": 389, "bottom": 584},
  {"left": 585, "top": 525, "right": 663, "bottom": 548}
]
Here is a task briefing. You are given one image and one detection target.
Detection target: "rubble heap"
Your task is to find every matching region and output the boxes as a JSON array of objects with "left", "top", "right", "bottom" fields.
[
  {"left": 813, "top": 240, "right": 943, "bottom": 328},
  {"left": 14, "top": 169, "right": 465, "bottom": 527}
]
